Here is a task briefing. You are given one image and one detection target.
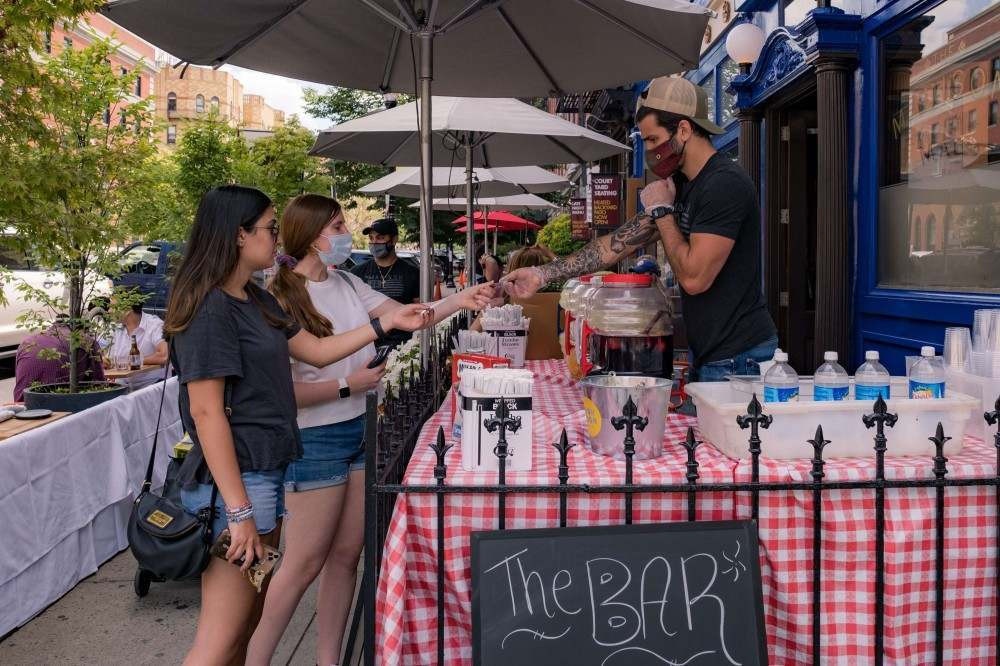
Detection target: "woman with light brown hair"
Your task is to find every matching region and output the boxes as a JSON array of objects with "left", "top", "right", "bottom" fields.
[{"left": 247, "top": 194, "right": 493, "bottom": 666}]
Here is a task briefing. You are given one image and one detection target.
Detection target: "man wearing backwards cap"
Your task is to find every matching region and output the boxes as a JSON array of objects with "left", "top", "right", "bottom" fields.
[
  {"left": 505, "top": 76, "right": 777, "bottom": 383},
  {"left": 351, "top": 218, "right": 422, "bottom": 348}
]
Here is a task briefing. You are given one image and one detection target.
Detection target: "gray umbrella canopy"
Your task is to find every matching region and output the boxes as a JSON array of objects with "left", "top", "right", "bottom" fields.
[
  {"left": 103, "top": 0, "right": 708, "bottom": 369},
  {"left": 101, "top": 0, "right": 709, "bottom": 96},
  {"left": 409, "top": 194, "right": 559, "bottom": 212},
  {"left": 312, "top": 96, "right": 630, "bottom": 166},
  {"left": 360, "top": 166, "right": 569, "bottom": 198}
]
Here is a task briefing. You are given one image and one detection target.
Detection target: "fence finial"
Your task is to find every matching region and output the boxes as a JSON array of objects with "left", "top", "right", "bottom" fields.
[
  {"left": 930, "top": 422, "right": 950, "bottom": 480},
  {"left": 737, "top": 393, "right": 772, "bottom": 455},
  {"left": 431, "top": 426, "right": 452, "bottom": 484},
  {"left": 682, "top": 427, "right": 701, "bottom": 485},
  {"left": 484, "top": 398, "right": 522, "bottom": 462},
  {"left": 809, "top": 425, "right": 830, "bottom": 483}
]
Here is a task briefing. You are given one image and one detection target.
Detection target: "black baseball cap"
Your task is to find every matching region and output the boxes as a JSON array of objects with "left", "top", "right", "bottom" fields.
[{"left": 362, "top": 218, "right": 399, "bottom": 236}]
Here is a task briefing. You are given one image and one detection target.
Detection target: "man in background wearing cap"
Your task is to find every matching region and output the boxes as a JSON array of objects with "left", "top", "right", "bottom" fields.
[
  {"left": 505, "top": 76, "right": 777, "bottom": 383},
  {"left": 351, "top": 218, "right": 421, "bottom": 348}
]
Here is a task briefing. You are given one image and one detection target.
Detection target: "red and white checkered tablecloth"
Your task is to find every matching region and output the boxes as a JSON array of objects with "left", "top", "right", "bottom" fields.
[
  {"left": 734, "top": 446, "right": 998, "bottom": 665},
  {"left": 375, "top": 360, "right": 999, "bottom": 665}
]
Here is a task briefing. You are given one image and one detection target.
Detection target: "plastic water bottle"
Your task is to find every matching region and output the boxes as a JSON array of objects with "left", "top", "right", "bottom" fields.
[
  {"left": 854, "top": 351, "right": 891, "bottom": 401},
  {"left": 909, "top": 346, "right": 946, "bottom": 399},
  {"left": 763, "top": 350, "right": 799, "bottom": 402},
  {"left": 813, "top": 351, "right": 849, "bottom": 401}
]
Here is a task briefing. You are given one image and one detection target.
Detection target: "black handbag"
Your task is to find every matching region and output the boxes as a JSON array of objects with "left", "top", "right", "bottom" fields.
[{"left": 127, "top": 357, "right": 227, "bottom": 581}]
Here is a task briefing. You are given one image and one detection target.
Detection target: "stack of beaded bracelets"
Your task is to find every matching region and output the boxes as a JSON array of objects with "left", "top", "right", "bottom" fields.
[{"left": 226, "top": 502, "right": 254, "bottom": 524}]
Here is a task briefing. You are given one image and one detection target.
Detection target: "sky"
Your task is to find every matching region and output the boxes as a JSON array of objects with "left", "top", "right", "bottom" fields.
[{"left": 219, "top": 65, "right": 332, "bottom": 132}]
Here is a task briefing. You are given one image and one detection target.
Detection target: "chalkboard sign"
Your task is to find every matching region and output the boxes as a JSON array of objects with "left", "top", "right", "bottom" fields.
[{"left": 472, "top": 521, "right": 767, "bottom": 666}]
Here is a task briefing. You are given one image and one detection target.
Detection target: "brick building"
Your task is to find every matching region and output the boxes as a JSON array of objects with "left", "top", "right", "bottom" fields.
[
  {"left": 156, "top": 64, "right": 286, "bottom": 147},
  {"left": 44, "top": 14, "right": 157, "bottom": 125}
]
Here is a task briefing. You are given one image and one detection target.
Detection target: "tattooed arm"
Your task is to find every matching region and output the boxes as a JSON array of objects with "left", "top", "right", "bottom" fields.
[{"left": 502, "top": 214, "right": 659, "bottom": 298}]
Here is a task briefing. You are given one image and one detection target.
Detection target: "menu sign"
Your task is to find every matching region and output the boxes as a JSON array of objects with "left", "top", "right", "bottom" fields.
[
  {"left": 569, "top": 197, "right": 590, "bottom": 241},
  {"left": 472, "top": 521, "right": 767, "bottom": 666},
  {"left": 590, "top": 174, "right": 621, "bottom": 229}
]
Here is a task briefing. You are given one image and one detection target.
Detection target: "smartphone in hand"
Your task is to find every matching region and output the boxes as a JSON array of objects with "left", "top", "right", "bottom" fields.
[
  {"left": 367, "top": 345, "right": 392, "bottom": 369},
  {"left": 210, "top": 529, "right": 282, "bottom": 592}
]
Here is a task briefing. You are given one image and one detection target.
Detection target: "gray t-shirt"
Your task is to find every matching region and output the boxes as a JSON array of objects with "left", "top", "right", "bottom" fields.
[{"left": 172, "top": 284, "right": 302, "bottom": 487}]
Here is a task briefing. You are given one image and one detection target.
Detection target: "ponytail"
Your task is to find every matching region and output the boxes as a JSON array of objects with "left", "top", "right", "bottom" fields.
[
  {"left": 268, "top": 264, "right": 333, "bottom": 337},
  {"left": 267, "top": 193, "right": 343, "bottom": 338}
]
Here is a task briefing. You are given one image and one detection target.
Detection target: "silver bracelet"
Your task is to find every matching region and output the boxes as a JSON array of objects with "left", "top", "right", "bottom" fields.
[{"left": 226, "top": 504, "right": 255, "bottom": 523}]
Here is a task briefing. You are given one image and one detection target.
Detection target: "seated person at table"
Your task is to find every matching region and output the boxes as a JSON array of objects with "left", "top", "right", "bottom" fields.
[
  {"left": 14, "top": 319, "right": 105, "bottom": 401},
  {"left": 103, "top": 299, "right": 168, "bottom": 367}
]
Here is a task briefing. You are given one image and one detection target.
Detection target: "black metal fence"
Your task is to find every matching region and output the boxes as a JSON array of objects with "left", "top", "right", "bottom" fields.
[{"left": 354, "top": 353, "right": 1000, "bottom": 665}]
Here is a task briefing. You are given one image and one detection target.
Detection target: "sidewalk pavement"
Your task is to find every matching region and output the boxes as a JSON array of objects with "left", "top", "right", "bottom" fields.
[{"left": 0, "top": 549, "right": 330, "bottom": 665}]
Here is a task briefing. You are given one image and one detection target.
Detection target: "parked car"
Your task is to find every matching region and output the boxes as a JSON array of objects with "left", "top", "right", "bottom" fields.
[
  {"left": 112, "top": 241, "right": 182, "bottom": 315},
  {"left": 0, "top": 235, "right": 113, "bottom": 359}
]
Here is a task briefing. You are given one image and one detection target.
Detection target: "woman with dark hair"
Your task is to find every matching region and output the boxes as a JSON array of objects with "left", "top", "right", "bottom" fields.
[
  {"left": 247, "top": 194, "right": 492, "bottom": 666},
  {"left": 165, "top": 185, "right": 432, "bottom": 665}
]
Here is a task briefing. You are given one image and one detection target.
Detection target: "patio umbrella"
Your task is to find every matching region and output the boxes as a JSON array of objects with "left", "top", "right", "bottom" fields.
[
  {"left": 453, "top": 211, "right": 541, "bottom": 229},
  {"left": 102, "top": 0, "right": 709, "bottom": 370},
  {"left": 413, "top": 193, "right": 559, "bottom": 253},
  {"left": 409, "top": 194, "right": 560, "bottom": 212},
  {"left": 455, "top": 211, "right": 542, "bottom": 254},
  {"left": 311, "top": 95, "right": 626, "bottom": 287},
  {"left": 359, "top": 165, "right": 568, "bottom": 199}
]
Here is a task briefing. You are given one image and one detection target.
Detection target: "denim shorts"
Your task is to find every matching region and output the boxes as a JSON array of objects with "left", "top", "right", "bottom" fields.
[
  {"left": 689, "top": 336, "right": 780, "bottom": 383},
  {"left": 180, "top": 469, "right": 286, "bottom": 542},
  {"left": 283, "top": 415, "right": 366, "bottom": 493}
]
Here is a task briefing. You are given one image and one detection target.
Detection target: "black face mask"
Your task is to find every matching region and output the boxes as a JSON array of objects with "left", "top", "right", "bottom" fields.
[{"left": 371, "top": 242, "right": 393, "bottom": 259}]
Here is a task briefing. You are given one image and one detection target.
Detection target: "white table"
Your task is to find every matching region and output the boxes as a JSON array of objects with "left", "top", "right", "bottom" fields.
[{"left": 0, "top": 379, "right": 180, "bottom": 636}]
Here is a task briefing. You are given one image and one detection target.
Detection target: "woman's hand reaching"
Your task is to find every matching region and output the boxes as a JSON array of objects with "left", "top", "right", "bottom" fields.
[
  {"left": 453, "top": 282, "right": 497, "bottom": 311},
  {"left": 385, "top": 303, "right": 435, "bottom": 332}
]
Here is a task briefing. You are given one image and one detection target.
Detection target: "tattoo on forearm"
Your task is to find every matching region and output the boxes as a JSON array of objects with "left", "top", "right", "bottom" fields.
[
  {"left": 539, "top": 214, "right": 657, "bottom": 282},
  {"left": 540, "top": 243, "right": 603, "bottom": 282},
  {"left": 608, "top": 215, "right": 658, "bottom": 254}
]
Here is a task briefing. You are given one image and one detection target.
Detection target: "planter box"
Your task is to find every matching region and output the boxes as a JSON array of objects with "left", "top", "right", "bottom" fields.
[{"left": 23, "top": 382, "right": 129, "bottom": 413}]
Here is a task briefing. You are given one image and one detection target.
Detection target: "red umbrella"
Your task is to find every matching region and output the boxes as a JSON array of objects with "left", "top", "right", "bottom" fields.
[
  {"left": 455, "top": 220, "right": 541, "bottom": 233},
  {"left": 451, "top": 210, "right": 541, "bottom": 231}
]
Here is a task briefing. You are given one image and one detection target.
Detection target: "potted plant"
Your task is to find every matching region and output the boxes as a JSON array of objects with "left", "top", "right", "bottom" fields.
[{"left": 0, "top": 32, "right": 160, "bottom": 412}]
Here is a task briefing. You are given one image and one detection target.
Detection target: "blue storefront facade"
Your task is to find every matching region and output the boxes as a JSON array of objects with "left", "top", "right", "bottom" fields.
[{"left": 671, "top": 0, "right": 999, "bottom": 374}]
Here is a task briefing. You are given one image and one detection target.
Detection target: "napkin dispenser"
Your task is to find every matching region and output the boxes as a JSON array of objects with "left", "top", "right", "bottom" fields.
[
  {"left": 449, "top": 352, "right": 510, "bottom": 419},
  {"left": 458, "top": 369, "right": 533, "bottom": 473}
]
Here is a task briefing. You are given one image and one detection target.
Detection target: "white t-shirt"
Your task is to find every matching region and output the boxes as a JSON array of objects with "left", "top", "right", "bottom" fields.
[
  {"left": 293, "top": 270, "right": 390, "bottom": 429},
  {"left": 108, "top": 312, "right": 165, "bottom": 360}
]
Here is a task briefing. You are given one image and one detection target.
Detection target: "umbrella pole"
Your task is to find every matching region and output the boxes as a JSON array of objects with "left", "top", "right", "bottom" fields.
[
  {"left": 418, "top": 31, "right": 434, "bottom": 370},
  {"left": 465, "top": 132, "right": 475, "bottom": 290}
]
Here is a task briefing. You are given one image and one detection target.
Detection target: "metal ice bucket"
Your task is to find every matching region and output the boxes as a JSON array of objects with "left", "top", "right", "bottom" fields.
[{"left": 579, "top": 374, "right": 671, "bottom": 460}]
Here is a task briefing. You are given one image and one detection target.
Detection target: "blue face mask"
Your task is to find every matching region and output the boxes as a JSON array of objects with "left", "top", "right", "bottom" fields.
[{"left": 316, "top": 232, "right": 353, "bottom": 266}]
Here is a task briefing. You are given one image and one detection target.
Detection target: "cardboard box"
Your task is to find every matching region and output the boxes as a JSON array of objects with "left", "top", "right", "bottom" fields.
[
  {"left": 483, "top": 327, "right": 527, "bottom": 368},
  {"left": 512, "top": 292, "right": 563, "bottom": 361}
]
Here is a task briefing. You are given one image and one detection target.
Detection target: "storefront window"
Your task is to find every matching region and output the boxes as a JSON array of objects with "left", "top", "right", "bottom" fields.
[
  {"left": 701, "top": 71, "right": 716, "bottom": 125},
  {"left": 719, "top": 58, "right": 739, "bottom": 126},
  {"left": 879, "top": 0, "right": 1000, "bottom": 294}
]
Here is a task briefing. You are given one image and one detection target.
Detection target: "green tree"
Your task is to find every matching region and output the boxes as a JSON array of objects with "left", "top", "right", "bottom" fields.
[
  {"left": 121, "top": 156, "right": 194, "bottom": 243},
  {"left": 536, "top": 213, "right": 585, "bottom": 256},
  {"left": 0, "top": 37, "right": 160, "bottom": 392},
  {"left": 0, "top": 2, "right": 102, "bottom": 151},
  {"left": 173, "top": 110, "right": 259, "bottom": 206},
  {"left": 302, "top": 87, "right": 397, "bottom": 204},
  {"left": 247, "top": 117, "right": 332, "bottom": 212},
  {"left": 302, "top": 87, "right": 461, "bottom": 245}
]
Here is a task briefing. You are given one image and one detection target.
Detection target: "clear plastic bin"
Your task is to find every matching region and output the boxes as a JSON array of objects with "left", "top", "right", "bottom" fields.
[
  {"left": 686, "top": 378, "right": 977, "bottom": 459},
  {"left": 944, "top": 368, "right": 1000, "bottom": 441}
]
